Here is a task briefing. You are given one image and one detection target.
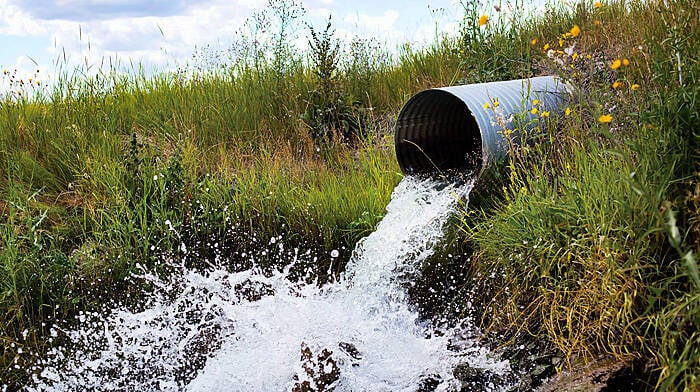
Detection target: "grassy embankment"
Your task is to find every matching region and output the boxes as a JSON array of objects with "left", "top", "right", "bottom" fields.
[
  {"left": 454, "top": 0, "right": 698, "bottom": 390},
  {"left": 1, "top": 0, "right": 697, "bottom": 389}
]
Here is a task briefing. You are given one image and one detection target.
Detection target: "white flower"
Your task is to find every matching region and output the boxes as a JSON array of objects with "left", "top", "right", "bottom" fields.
[{"left": 564, "top": 43, "right": 576, "bottom": 56}]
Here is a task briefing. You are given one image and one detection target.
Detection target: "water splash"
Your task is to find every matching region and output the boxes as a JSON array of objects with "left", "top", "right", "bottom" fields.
[{"left": 27, "top": 177, "right": 511, "bottom": 391}]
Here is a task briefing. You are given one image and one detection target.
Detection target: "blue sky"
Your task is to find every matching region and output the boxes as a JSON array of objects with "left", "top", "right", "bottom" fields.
[{"left": 1, "top": 0, "right": 545, "bottom": 93}]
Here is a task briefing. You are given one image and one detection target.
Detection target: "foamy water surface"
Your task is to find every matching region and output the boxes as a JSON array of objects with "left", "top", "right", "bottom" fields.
[{"left": 23, "top": 177, "right": 510, "bottom": 391}]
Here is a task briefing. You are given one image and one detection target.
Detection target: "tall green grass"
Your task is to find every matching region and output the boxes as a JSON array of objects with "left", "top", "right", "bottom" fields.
[{"left": 458, "top": 0, "right": 699, "bottom": 389}]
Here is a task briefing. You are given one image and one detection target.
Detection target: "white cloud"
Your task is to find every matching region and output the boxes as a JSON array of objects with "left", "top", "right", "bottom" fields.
[
  {"left": 26, "top": 0, "right": 253, "bottom": 74},
  {"left": 1, "top": 0, "right": 463, "bottom": 95},
  {"left": 0, "top": 0, "right": 47, "bottom": 36},
  {"left": 339, "top": 9, "right": 405, "bottom": 48},
  {"left": 236, "top": 0, "right": 267, "bottom": 9},
  {"left": 344, "top": 10, "right": 399, "bottom": 32},
  {"left": 307, "top": 7, "right": 335, "bottom": 20},
  {"left": 12, "top": 0, "right": 192, "bottom": 21}
]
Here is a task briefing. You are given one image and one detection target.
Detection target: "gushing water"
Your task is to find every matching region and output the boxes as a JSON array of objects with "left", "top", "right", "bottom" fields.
[{"left": 26, "top": 177, "right": 510, "bottom": 391}]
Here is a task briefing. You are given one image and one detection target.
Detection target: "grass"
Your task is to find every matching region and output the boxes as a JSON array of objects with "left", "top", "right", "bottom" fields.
[
  {"left": 1, "top": 0, "right": 698, "bottom": 390},
  {"left": 456, "top": 0, "right": 699, "bottom": 390},
  {"left": 0, "top": 19, "right": 405, "bottom": 385}
]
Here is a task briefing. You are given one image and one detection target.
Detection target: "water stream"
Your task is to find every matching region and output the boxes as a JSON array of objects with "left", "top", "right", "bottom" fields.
[{"left": 27, "top": 176, "right": 511, "bottom": 391}]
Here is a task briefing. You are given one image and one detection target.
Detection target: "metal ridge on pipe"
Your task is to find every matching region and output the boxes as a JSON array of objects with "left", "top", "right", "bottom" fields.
[{"left": 394, "top": 76, "right": 568, "bottom": 176}]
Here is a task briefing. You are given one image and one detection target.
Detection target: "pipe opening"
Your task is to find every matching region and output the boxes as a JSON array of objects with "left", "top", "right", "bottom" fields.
[{"left": 394, "top": 89, "right": 482, "bottom": 175}]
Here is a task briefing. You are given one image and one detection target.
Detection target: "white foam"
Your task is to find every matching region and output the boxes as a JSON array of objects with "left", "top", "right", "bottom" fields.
[{"left": 27, "top": 177, "right": 510, "bottom": 391}]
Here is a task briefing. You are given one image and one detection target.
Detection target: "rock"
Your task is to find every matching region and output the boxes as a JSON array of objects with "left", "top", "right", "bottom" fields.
[
  {"left": 338, "top": 341, "right": 361, "bottom": 361},
  {"left": 531, "top": 364, "right": 553, "bottom": 378},
  {"left": 453, "top": 363, "right": 491, "bottom": 392},
  {"left": 416, "top": 374, "right": 442, "bottom": 391},
  {"left": 536, "top": 358, "right": 652, "bottom": 392},
  {"left": 292, "top": 342, "right": 340, "bottom": 392}
]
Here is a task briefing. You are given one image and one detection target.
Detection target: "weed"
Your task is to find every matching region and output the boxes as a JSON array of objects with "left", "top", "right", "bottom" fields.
[
  {"left": 303, "top": 16, "right": 363, "bottom": 148},
  {"left": 459, "top": 1, "right": 699, "bottom": 389}
]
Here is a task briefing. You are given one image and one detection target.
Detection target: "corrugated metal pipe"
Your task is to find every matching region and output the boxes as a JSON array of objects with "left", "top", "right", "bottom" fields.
[{"left": 394, "top": 76, "right": 568, "bottom": 176}]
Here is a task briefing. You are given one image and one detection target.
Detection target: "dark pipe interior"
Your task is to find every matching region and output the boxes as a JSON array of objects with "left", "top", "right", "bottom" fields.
[{"left": 394, "top": 89, "right": 482, "bottom": 175}]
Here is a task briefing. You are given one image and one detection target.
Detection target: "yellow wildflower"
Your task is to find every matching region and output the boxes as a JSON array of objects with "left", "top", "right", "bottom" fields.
[
  {"left": 533, "top": 99, "right": 539, "bottom": 106},
  {"left": 2, "top": 69, "right": 6, "bottom": 75},
  {"left": 483, "top": 102, "right": 489, "bottom": 110},
  {"left": 541, "top": 111, "right": 550, "bottom": 118},
  {"left": 544, "top": 43, "right": 550, "bottom": 50},
  {"left": 623, "top": 58, "right": 630, "bottom": 66},
  {"left": 493, "top": 98, "right": 499, "bottom": 107},
  {"left": 598, "top": 114, "right": 613, "bottom": 123},
  {"left": 631, "top": 83, "right": 640, "bottom": 90},
  {"left": 586, "top": 54, "right": 592, "bottom": 59},
  {"left": 479, "top": 14, "right": 489, "bottom": 26},
  {"left": 559, "top": 38, "right": 564, "bottom": 47},
  {"left": 565, "top": 107, "right": 571, "bottom": 116},
  {"left": 594, "top": 20, "right": 601, "bottom": 26},
  {"left": 594, "top": 1, "right": 602, "bottom": 8},
  {"left": 612, "top": 81, "right": 622, "bottom": 89},
  {"left": 572, "top": 52, "right": 579, "bottom": 60},
  {"left": 610, "top": 59, "right": 621, "bottom": 70},
  {"left": 531, "top": 107, "right": 538, "bottom": 115},
  {"left": 531, "top": 37, "right": 538, "bottom": 46},
  {"left": 570, "top": 25, "right": 581, "bottom": 37}
]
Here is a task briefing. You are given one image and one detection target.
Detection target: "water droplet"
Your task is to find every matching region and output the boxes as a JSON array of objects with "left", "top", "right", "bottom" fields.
[{"left": 26, "top": 177, "right": 512, "bottom": 390}]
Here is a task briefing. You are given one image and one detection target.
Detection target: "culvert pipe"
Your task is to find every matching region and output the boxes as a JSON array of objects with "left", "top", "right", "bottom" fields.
[{"left": 394, "top": 76, "right": 568, "bottom": 176}]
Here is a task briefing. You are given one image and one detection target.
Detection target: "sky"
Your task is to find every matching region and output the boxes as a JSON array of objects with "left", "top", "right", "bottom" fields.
[{"left": 0, "top": 0, "right": 479, "bottom": 94}]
